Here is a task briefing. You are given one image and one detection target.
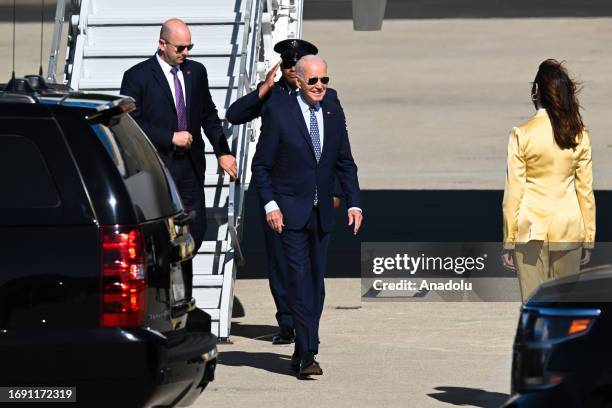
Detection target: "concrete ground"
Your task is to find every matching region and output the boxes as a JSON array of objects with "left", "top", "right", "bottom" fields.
[
  {"left": 198, "top": 279, "right": 520, "bottom": 408},
  {"left": 303, "top": 18, "right": 612, "bottom": 190},
  {"left": 0, "top": 20, "right": 68, "bottom": 86}
]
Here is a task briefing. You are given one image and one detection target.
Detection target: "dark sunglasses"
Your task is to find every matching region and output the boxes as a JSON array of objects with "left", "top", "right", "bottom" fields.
[
  {"left": 305, "top": 76, "right": 329, "bottom": 86},
  {"left": 281, "top": 60, "right": 296, "bottom": 69},
  {"left": 162, "top": 39, "right": 194, "bottom": 53}
]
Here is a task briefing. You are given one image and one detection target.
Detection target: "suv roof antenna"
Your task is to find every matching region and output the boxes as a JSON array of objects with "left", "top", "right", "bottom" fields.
[
  {"left": 38, "top": 0, "right": 45, "bottom": 76},
  {"left": 8, "top": 0, "right": 16, "bottom": 90}
]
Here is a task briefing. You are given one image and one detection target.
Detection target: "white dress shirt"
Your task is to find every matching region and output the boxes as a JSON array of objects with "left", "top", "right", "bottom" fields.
[
  {"left": 297, "top": 92, "right": 325, "bottom": 147},
  {"left": 156, "top": 54, "right": 186, "bottom": 108},
  {"left": 264, "top": 92, "right": 362, "bottom": 215}
]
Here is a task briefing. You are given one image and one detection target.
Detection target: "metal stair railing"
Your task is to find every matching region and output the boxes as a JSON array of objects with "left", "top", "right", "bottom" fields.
[
  {"left": 228, "top": 0, "right": 262, "bottom": 267},
  {"left": 227, "top": 0, "right": 305, "bottom": 270},
  {"left": 46, "top": 0, "right": 67, "bottom": 83},
  {"left": 218, "top": 0, "right": 263, "bottom": 340}
]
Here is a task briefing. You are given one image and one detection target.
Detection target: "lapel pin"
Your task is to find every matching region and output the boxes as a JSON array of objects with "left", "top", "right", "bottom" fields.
[{"left": 186, "top": 71, "right": 191, "bottom": 75}]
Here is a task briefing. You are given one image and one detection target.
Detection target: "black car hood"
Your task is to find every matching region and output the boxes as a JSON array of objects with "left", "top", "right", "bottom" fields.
[{"left": 529, "top": 266, "right": 612, "bottom": 304}]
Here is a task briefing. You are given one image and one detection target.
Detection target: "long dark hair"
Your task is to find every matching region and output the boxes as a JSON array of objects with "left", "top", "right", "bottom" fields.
[{"left": 532, "top": 59, "right": 584, "bottom": 150}]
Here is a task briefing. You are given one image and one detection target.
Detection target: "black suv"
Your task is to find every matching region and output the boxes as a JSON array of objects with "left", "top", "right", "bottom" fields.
[
  {"left": 0, "top": 76, "right": 217, "bottom": 407},
  {"left": 503, "top": 266, "right": 612, "bottom": 408}
]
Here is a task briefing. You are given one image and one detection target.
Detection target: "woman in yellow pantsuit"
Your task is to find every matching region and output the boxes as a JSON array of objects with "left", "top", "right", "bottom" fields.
[{"left": 501, "top": 59, "right": 596, "bottom": 301}]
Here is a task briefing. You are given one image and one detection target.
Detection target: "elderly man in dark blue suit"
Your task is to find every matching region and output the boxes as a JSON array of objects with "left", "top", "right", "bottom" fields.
[
  {"left": 252, "top": 55, "right": 363, "bottom": 379},
  {"left": 120, "top": 19, "right": 237, "bottom": 299},
  {"left": 227, "top": 39, "right": 345, "bottom": 346}
]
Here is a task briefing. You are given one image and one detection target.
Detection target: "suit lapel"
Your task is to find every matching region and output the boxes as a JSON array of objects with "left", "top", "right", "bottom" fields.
[
  {"left": 150, "top": 55, "right": 176, "bottom": 112},
  {"left": 290, "top": 95, "right": 315, "bottom": 156},
  {"left": 320, "top": 99, "right": 333, "bottom": 161},
  {"left": 182, "top": 61, "right": 193, "bottom": 124}
]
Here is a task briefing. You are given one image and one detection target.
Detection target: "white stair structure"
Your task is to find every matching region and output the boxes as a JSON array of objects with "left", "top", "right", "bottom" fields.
[{"left": 49, "top": 0, "right": 304, "bottom": 340}]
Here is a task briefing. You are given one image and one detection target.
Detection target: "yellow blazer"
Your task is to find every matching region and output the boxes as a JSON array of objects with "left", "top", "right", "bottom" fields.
[{"left": 503, "top": 109, "right": 595, "bottom": 249}]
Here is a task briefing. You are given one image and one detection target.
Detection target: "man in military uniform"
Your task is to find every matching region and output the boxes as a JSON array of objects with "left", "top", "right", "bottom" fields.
[{"left": 227, "top": 39, "right": 320, "bottom": 122}]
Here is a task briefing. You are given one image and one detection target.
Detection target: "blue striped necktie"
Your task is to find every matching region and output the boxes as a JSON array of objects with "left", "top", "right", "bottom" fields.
[{"left": 310, "top": 107, "right": 321, "bottom": 205}]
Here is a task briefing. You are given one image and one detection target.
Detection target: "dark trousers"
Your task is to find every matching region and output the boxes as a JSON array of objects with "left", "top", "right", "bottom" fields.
[
  {"left": 170, "top": 153, "right": 206, "bottom": 300},
  {"left": 280, "top": 207, "right": 330, "bottom": 357},
  {"left": 260, "top": 205, "right": 294, "bottom": 329}
]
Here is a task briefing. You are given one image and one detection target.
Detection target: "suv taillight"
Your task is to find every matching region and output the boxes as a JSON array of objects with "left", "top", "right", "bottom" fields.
[{"left": 100, "top": 225, "right": 147, "bottom": 327}]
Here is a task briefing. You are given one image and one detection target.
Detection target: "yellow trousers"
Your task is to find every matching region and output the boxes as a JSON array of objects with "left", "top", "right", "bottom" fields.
[{"left": 514, "top": 241, "right": 582, "bottom": 301}]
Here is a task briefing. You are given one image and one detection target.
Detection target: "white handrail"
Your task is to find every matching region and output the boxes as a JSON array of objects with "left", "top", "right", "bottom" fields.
[
  {"left": 46, "top": 0, "right": 67, "bottom": 83},
  {"left": 228, "top": 0, "right": 263, "bottom": 266}
]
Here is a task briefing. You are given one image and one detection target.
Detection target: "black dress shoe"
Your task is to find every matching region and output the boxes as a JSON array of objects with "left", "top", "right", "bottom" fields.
[
  {"left": 272, "top": 326, "right": 295, "bottom": 345},
  {"left": 290, "top": 354, "right": 300, "bottom": 372}
]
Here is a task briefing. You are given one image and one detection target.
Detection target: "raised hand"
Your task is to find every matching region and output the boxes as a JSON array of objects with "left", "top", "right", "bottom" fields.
[{"left": 258, "top": 59, "right": 282, "bottom": 99}]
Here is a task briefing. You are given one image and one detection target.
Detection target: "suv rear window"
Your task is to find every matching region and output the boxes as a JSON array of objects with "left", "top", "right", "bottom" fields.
[
  {"left": 0, "top": 116, "right": 94, "bottom": 226},
  {"left": 91, "top": 115, "right": 182, "bottom": 220},
  {"left": 0, "top": 135, "right": 60, "bottom": 208}
]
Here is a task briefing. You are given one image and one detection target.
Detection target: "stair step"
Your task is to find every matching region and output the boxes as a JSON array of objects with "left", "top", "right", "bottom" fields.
[
  {"left": 78, "top": 76, "right": 234, "bottom": 90},
  {"left": 192, "top": 287, "right": 221, "bottom": 308},
  {"left": 193, "top": 253, "right": 227, "bottom": 275},
  {"left": 198, "top": 241, "right": 229, "bottom": 254},
  {"left": 203, "top": 186, "right": 229, "bottom": 208},
  {"left": 87, "top": 15, "right": 243, "bottom": 26},
  {"left": 84, "top": 25, "right": 245, "bottom": 50},
  {"left": 89, "top": 0, "right": 244, "bottom": 12},
  {"left": 204, "top": 182, "right": 230, "bottom": 190},
  {"left": 193, "top": 275, "right": 224, "bottom": 287},
  {"left": 203, "top": 175, "right": 230, "bottom": 187},
  {"left": 84, "top": 45, "right": 235, "bottom": 58}
]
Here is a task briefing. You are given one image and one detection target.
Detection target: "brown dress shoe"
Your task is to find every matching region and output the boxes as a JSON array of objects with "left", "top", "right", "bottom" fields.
[{"left": 298, "top": 360, "right": 323, "bottom": 379}]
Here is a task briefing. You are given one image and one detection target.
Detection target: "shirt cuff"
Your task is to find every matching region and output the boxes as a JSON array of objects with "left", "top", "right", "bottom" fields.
[
  {"left": 264, "top": 200, "right": 280, "bottom": 214},
  {"left": 503, "top": 242, "right": 516, "bottom": 250},
  {"left": 348, "top": 207, "right": 362, "bottom": 213}
]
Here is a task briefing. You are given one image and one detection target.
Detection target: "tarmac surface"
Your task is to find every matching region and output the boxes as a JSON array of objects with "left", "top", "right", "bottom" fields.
[
  {"left": 200, "top": 279, "right": 519, "bottom": 408},
  {"left": 302, "top": 18, "right": 612, "bottom": 190}
]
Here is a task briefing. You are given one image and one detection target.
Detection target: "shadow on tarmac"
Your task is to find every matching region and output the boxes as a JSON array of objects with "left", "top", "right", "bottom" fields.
[
  {"left": 239, "top": 188, "right": 612, "bottom": 279},
  {"left": 428, "top": 386, "right": 509, "bottom": 407},
  {"left": 217, "top": 351, "right": 298, "bottom": 377},
  {"left": 230, "top": 322, "right": 278, "bottom": 342}
]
